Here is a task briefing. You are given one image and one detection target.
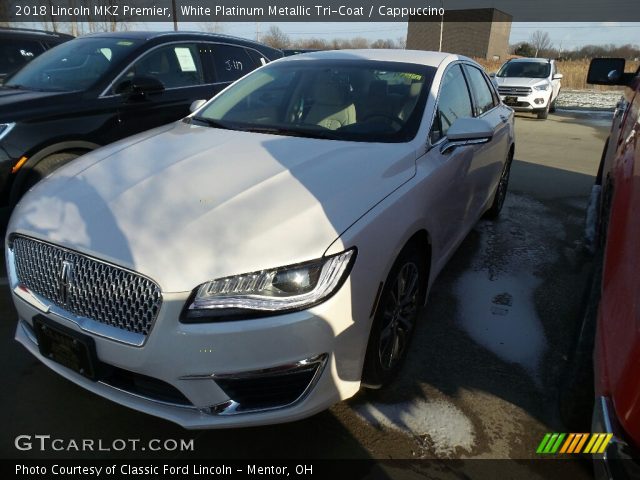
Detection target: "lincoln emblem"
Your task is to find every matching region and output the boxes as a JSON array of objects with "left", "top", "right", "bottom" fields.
[{"left": 58, "top": 260, "right": 74, "bottom": 304}]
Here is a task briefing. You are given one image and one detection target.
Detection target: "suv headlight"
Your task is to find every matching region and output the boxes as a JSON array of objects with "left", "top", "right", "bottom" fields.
[
  {"left": 0, "top": 122, "right": 15, "bottom": 141},
  {"left": 182, "top": 249, "right": 356, "bottom": 322},
  {"left": 533, "top": 84, "right": 550, "bottom": 91}
]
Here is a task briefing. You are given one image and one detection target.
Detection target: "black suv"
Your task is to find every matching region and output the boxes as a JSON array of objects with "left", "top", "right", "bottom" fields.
[
  {"left": 0, "top": 28, "right": 73, "bottom": 82},
  {"left": 0, "top": 31, "right": 282, "bottom": 217}
]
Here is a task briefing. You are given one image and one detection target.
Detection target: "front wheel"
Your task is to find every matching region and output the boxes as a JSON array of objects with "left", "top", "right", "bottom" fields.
[
  {"left": 537, "top": 103, "right": 549, "bottom": 120},
  {"left": 19, "top": 152, "right": 80, "bottom": 198},
  {"left": 362, "top": 245, "right": 427, "bottom": 388},
  {"left": 549, "top": 93, "right": 558, "bottom": 113}
]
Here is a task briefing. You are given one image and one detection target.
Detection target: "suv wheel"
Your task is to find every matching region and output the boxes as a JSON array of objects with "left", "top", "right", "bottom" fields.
[
  {"left": 537, "top": 103, "right": 550, "bottom": 120},
  {"left": 549, "top": 94, "right": 558, "bottom": 113}
]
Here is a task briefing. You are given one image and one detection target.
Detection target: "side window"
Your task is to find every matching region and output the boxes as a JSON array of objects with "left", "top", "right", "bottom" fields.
[
  {"left": 464, "top": 65, "right": 496, "bottom": 116},
  {"left": 114, "top": 43, "right": 204, "bottom": 93},
  {"left": 0, "top": 39, "right": 44, "bottom": 74},
  {"left": 246, "top": 49, "right": 269, "bottom": 68},
  {"left": 430, "top": 65, "right": 473, "bottom": 144},
  {"left": 210, "top": 44, "right": 256, "bottom": 83}
]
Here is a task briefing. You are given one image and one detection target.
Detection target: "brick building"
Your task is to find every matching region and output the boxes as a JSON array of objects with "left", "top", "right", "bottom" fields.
[{"left": 406, "top": 8, "right": 512, "bottom": 60}]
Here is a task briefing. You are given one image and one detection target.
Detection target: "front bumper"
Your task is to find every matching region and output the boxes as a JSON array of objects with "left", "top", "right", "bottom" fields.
[
  {"left": 12, "top": 277, "right": 364, "bottom": 429},
  {"left": 499, "top": 91, "right": 551, "bottom": 112},
  {"left": 592, "top": 396, "right": 640, "bottom": 479}
]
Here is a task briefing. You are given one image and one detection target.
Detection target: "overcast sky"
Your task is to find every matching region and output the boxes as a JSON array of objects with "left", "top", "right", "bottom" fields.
[
  {"left": 164, "top": 21, "right": 640, "bottom": 50},
  {"left": 18, "top": 21, "right": 640, "bottom": 49}
]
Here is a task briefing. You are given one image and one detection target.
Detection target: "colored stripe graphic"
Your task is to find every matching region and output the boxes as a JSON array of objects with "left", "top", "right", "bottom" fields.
[
  {"left": 544, "top": 433, "right": 559, "bottom": 453},
  {"left": 537, "top": 433, "right": 552, "bottom": 453},
  {"left": 583, "top": 434, "right": 599, "bottom": 453},
  {"left": 574, "top": 433, "right": 589, "bottom": 453},
  {"left": 537, "top": 433, "right": 612, "bottom": 454},
  {"left": 550, "top": 433, "right": 566, "bottom": 453},
  {"left": 597, "top": 434, "right": 613, "bottom": 454}
]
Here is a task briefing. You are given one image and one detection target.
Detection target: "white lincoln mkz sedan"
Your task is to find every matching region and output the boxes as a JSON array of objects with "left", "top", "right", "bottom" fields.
[{"left": 7, "top": 50, "right": 514, "bottom": 428}]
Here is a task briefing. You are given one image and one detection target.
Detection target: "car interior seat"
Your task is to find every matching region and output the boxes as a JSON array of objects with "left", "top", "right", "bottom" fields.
[{"left": 305, "top": 74, "right": 356, "bottom": 130}]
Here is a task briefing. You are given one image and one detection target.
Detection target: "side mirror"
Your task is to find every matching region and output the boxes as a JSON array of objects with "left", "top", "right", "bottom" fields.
[
  {"left": 115, "top": 75, "right": 165, "bottom": 97},
  {"left": 441, "top": 117, "right": 493, "bottom": 154},
  {"left": 189, "top": 99, "right": 206, "bottom": 113},
  {"left": 553, "top": 73, "right": 563, "bottom": 80},
  {"left": 489, "top": 72, "right": 497, "bottom": 78},
  {"left": 587, "top": 58, "right": 629, "bottom": 86}
]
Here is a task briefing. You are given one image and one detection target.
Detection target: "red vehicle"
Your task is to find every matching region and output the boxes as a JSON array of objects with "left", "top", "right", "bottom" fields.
[{"left": 583, "top": 58, "right": 640, "bottom": 478}]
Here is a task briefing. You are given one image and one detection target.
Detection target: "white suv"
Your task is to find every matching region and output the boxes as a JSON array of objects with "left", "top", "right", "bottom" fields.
[{"left": 493, "top": 58, "right": 562, "bottom": 119}]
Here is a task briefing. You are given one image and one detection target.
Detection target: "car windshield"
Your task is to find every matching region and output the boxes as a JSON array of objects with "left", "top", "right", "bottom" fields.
[
  {"left": 195, "top": 59, "right": 436, "bottom": 143},
  {"left": 4, "top": 37, "right": 142, "bottom": 92},
  {"left": 497, "top": 61, "right": 551, "bottom": 79}
]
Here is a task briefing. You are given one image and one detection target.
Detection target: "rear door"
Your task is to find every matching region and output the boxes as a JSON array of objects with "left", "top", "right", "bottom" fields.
[{"left": 206, "top": 43, "right": 261, "bottom": 95}]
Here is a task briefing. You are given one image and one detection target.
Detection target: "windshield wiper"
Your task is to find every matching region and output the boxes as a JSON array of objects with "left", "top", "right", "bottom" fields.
[
  {"left": 190, "top": 116, "right": 233, "bottom": 130},
  {"left": 242, "top": 126, "right": 340, "bottom": 140}
]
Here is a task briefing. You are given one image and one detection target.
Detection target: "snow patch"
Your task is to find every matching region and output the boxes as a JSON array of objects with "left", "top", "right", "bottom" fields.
[
  {"left": 453, "top": 194, "right": 565, "bottom": 383},
  {"left": 356, "top": 399, "right": 476, "bottom": 456},
  {"left": 557, "top": 89, "right": 622, "bottom": 111},
  {"left": 455, "top": 271, "right": 546, "bottom": 382}
]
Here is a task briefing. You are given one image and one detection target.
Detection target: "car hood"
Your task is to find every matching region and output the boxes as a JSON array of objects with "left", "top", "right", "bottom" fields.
[
  {"left": 9, "top": 121, "right": 417, "bottom": 292},
  {"left": 495, "top": 77, "right": 549, "bottom": 88},
  {"left": 0, "top": 87, "right": 78, "bottom": 121}
]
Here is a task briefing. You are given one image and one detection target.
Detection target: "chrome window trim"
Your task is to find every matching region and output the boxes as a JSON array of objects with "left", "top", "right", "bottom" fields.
[
  {"left": 0, "top": 122, "right": 16, "bottom": 141},
  {"left": 99, "top": 40, "right": 268, "bottom": 98}
]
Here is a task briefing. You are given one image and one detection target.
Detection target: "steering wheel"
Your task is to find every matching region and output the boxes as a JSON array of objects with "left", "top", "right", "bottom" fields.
[{"left": 360, "top": 113, "right": 403, "bottom": 130}]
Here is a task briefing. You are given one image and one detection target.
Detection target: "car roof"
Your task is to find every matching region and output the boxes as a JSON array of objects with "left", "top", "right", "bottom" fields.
[
  {"left": 508, "top": 57, "right": 552, "bottom": 63},
  {"left": 277, "top": 49, "right": 463, "bottom": 67},
  {"left": 82, "top": 30, "right": 274, "bottom": 49},
  {"left": 0, "top": 27, "right": 73, "bottom": 40}
]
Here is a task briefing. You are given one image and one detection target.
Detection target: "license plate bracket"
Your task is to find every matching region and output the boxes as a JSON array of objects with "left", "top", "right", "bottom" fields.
[
  {"left": 504, "top": 96, "right": 519, "bottom": 105},
  {"left": 33, "top": 315, "right": 98, "bottom": 380}
]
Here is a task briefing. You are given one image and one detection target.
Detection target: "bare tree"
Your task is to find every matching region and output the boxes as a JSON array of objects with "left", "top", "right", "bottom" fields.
[
  {"left": 260, "top": 25, "right": 290, "bottom": 49},
  {"left": 529, "top": 30, "right": 552, "bottom": 58},
  {"left": 350, "top": 37, "right": 369, "bottom": 49},
  {"left": 199, "top": 22, "right": 225, "bottom": 34},
  {"left": 0, "top": 1, "right": 10, "bottom": 27}
]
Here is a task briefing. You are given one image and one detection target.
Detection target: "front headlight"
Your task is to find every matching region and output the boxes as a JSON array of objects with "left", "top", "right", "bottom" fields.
[
  {"left": 182, "top": 249, "right": 356, "bottom": 322},
  {"left": 533, "top": 84, "right": 550, "bottom": 91},
  {"left": 0, "top": 122, "right": 15, "bottom": 141}
]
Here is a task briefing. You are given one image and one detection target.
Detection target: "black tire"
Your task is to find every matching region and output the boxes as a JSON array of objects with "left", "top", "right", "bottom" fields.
[
  {"left": 549, "top": 93, "right": 558, "bottom": 113},
  {"left": 362, "top": 245, "right": 428, "bottom": 388},
  {"left": 484, "top": 149, "right": 513, "bottom": 219},
  {"left": 537, "top": 104, "right": 549, "bottom": 120},
  {"left": 20, "top": 152, "right": 79, "bottom": 196}
]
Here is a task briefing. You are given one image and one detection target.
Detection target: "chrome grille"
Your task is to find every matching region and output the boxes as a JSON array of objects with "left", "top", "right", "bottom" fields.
[
  {"left": 11, "top": 236, "right": 162, "bottom": 336},
  {"left": 498, "top": 86, "right": 532, "bottom": 96}
]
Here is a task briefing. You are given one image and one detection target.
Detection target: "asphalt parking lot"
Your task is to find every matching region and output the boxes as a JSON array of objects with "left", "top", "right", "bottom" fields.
[{"left": 0, "top": 111, "right": 610, "bottom": 472}]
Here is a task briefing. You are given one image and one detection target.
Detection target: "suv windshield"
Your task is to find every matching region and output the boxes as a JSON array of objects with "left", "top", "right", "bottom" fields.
[
  {"left": 5, "top": 37, "right": 141, "bottom": 92},
  {"left": 196, "top": 59, "right": 435, "bottom": 143},
  {"left": 497, "top": 61, "right": 551, "bottom": 79}
]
